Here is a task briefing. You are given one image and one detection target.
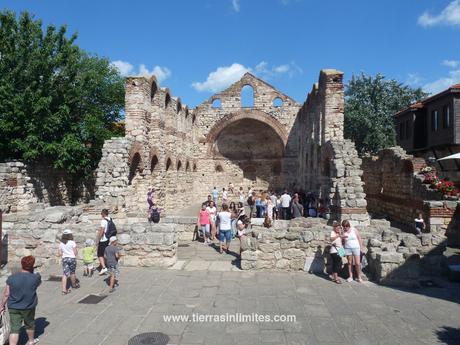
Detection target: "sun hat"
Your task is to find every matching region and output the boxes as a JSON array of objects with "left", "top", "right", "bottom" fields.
[
  {"left": 63, "top": 229, "right": 72, "bottom": 235},
  {"left": 109, "top": 236, "right": 117, "bottom": 244}
]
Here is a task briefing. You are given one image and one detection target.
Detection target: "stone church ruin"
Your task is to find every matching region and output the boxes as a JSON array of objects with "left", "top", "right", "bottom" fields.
[
  {"left": 95, "top": 70, "right": 369, "bottom": 225},
  {"left": 1, "top": 68, "right": 459, "bottom": 286}
]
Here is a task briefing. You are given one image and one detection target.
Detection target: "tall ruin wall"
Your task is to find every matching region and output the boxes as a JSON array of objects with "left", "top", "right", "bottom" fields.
[{"left": 297, "top": 70, "right": 369, "bottom": 226}]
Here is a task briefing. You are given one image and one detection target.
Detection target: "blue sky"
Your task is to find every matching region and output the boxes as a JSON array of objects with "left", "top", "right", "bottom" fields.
[{"left": 2, "top": 0, "right": 460, "bottom": 106}]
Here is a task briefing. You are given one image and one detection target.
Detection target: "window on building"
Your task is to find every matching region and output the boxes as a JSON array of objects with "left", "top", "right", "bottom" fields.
[
  {"left": 272, "top": 97, "right": 283, "bottom": 107},
  {"left": 431, "top": 110, "right": 439, "bottom": 132},
  {"left": 241, "top": 85, "right": 254, "bottom": 108},
  {"left": 212, "top": 98, "right": 221, "bottom": 108},
  {"left": 443, "top": 105, "right": 451, "bottom": 129}
]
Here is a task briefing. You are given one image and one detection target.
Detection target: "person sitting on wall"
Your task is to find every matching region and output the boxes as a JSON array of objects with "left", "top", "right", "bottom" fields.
[{"left": 414, "top": 211, "right": 425, "bottom": 236}]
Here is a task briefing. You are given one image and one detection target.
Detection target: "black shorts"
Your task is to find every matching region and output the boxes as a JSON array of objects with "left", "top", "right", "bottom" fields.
[
  {"left": 331, "top": 253, "right": 342, "bottom": 274},
  {"left": 97, "top": 240, "right": 109, "bottom": 258}
]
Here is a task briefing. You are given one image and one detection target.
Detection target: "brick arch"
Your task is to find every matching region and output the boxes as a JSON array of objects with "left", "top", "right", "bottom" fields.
[
  {"left": 205, "top": 110, "right": 289, "bottom": 147},
  {"left": 128, "top": 142, "right": 144, "bottom": 170}
]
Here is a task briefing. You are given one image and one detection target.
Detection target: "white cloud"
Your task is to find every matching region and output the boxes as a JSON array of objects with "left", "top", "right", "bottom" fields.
[
  {"left": 423, "top": 69, "right": 460, "bottom": 94},
  {"left": 442, "top": 59, "right": 459, "bottom": 68},
  {"left": 192, "top": 63, "right": 251, "bottom": 92},
  {"left": 418, "top": 0, "right": 460, "bottom": 27},
  {"left": 255, "top": 61, "right": 302, "bottom": 79},
  {"left": 192, "top": 60, "right": 303, "bottom": 93},
  {"left": 111, "top": 60, "right": 133, "bottom": 76},
  {"left": 232, "top": 0, "right": 240, "bottom": 12},
  {"left": 111, "top": 60, "right": 171, "bottom": 83}
]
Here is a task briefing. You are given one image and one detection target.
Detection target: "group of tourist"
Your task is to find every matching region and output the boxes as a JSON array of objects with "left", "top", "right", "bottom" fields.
[
  {"left": 207, "top": 185, "right": 330, "bottom": 222},
  {"left": 57, "top": 209, "right": 121, "bottom": 295},
  {"left": 197, "top": 193, "right": 250, "bottom": 254}
]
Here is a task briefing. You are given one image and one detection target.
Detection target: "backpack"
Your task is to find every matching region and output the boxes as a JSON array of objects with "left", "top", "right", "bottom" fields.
[
  {"left": 105, "top": 217, "right": 117, "bottom": 238},
  {"left": 247, "top": 196, "right": 254, "bottom": 206},
  {"left": 150, "top": 208, "right": 160, "bottom": 223}
]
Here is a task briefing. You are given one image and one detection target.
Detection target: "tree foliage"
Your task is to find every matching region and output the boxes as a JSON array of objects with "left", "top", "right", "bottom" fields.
[
  {"left": 344, "top": 73, "right": 427, "bottom": 155},
  {"left": 0, "top": 11, "right": 125, "bottom": 176}
]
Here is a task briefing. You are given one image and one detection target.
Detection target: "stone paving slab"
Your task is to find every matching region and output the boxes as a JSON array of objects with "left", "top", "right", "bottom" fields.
[{"left": 2, "top": 263, "right": 460, "bottom": 345}]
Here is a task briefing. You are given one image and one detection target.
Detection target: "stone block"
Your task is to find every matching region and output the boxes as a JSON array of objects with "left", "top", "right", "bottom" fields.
[
  {"left": 377, "top": 252, "right": 404, "bottom": 264},
  {"left": 300, "top": 230, "right": 314, "bottom": 243},
  {"left": 283, "top": 248, "right": 305, "bottom": 259},
  {"left": 258, "top": 243, "right": 280, "bottom": 253},
  {"left": 118, "top": 233, "right": 131, "bottom": 245},
  {"left": 241, "top": 250, "right": 258, "bottom": 261}
]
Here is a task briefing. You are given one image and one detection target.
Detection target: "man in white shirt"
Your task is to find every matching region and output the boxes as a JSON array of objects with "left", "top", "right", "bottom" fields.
[
  {"left": 280, "top": 191, "right": 292, "bottom": 220},
  {"left": 96, "top": 209, "right": 111, "bottom": 275}
]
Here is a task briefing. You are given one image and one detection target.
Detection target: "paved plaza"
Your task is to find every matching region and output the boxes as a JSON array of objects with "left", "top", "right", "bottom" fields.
[{"left": 3, "top": 240, "right": 459, "bottom": 345}]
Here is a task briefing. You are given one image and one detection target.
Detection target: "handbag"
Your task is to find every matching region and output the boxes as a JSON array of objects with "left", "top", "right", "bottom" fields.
[
  {"left": 335, "top": 246, "right": 346, "bottom": 257},
  {"left": 0, "top": 306, "right": 10, "bottom": 344}
]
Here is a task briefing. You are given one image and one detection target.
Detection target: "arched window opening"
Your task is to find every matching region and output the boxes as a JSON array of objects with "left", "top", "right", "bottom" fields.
[
  {"left": 192, "top": 114, "right": 196, "bottom": 124},
  {"left": 177, "top": 160, "right": 182, "bottom": 171},
  {"left": 241, "top": 85, "right": 254, "bottom": 108},
  {"left": 150, "top": 155, "right": 158, "bottom": 173},
  {"left": 166, "top": 158, "right": 172, "bottom": 171},
  {"left": 193, "top": 163, "right": 197, "bottom": 172},
  {"left": 212, "top": 98, "right": 222, "bottom": 108},
  {"left": 165, "top": 93, "right": 171, "bottom": 108},
  {"left": 185, "top": 108, "right": 189, "bottom": 118},
  {"left": 273, "top": 97, "right": 283, "bottom": 107},
  {"left": 215, "top": 165, "right": 223, "bottom": 173},
  {"left": 151, "top": 82, "right": 157, "bottom": 101},
  {"left": 186, "top": 161, "right": 190, "bottom": 172},
  {"left": 128, "top": 152, "right": 142, "bottom": 185},
  {"left": 176, "top": 101, "right": 181, "bottom": 113}
]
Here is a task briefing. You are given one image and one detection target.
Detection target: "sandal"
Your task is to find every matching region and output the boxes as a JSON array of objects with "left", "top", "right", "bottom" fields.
[
  {"left": 61, "top": 290, "right": 70, "bottom": 295},
  {"left": 334, "top": 279, "right": 342, "bottom": 284}
]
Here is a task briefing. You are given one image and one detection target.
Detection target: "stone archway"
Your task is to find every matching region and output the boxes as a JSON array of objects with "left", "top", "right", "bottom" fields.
[{"left": 206, "top": 111, "right": 286, "bottom": 191}]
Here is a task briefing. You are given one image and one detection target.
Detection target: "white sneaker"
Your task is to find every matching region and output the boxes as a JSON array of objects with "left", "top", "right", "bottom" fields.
[
  {"left": 99, "top": 267, "right": 108, "bottom": 275},
  {"left": 346, "top": 277, "right": 353, "bottom": 282}
]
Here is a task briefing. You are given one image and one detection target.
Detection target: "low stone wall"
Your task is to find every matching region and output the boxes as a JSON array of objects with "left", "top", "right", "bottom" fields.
[
  {"left": 240, "top": 217, "right": 446, "bottom": 287},
  {"left": 2, "top": 205, "right": 177, "bottom": 268}
]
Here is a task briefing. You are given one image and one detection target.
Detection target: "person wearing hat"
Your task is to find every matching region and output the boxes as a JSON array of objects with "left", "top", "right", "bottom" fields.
[
  {"left": 104, "top": 236, "right": 120, "bottom": 293},
  {"left": 58, "top": 229, "right": 78, "bottom": 294},
  {"left": 0, "top": 255, "right": 41, "bottom": 345},
  {"left": 82, "top": 239, "right": 95, "bottom": 277}
]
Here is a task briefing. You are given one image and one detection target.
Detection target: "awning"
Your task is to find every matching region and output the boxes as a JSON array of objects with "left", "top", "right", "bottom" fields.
[{"left": 437, "top": 153, "right": 460, "bottom": 161}]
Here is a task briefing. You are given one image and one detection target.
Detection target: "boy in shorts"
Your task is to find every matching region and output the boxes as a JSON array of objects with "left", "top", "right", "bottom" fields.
[
  {"left": 82, "top": 239, "right": 95, "bottom": 277},
  {"left": 104, "top": 236, "right": 120, "bottom": 293}
]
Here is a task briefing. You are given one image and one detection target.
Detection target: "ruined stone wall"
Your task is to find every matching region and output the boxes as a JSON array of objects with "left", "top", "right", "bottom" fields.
[
  {"left": 361, "top": 146, "right": 459, "bottom": 233},
  {"left": 0, "top": 161, "right": 94, "bottom": 213},
  {"left": 3, "top": 205, "right": 177, "bottom": 268},
  {"left": 240, "top": 218, "right": 446, "bottom": 287},
  {"left": 95, "top": 76, "right": 198, "bottom": 215},
  {"left": 297, "top": 70, "right": 369, "bottom": 226}
]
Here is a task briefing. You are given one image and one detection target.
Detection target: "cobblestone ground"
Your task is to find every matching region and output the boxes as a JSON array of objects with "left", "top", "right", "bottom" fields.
[{"left": 5, "top": 242, "right": 460, "bottom": 345}]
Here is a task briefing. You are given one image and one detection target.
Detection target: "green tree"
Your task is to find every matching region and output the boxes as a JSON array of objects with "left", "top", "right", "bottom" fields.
[
  {"left": 0, "top": 11, "right": 125, "bottom": 176},
  {"left": 344, "top": 73, "right": 427, "bottom": 154}
]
